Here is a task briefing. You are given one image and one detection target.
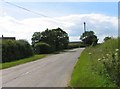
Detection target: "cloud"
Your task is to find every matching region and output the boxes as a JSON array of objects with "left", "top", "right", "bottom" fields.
[{"left": 0, "top": 13, "right": 118, "bottom": 44}]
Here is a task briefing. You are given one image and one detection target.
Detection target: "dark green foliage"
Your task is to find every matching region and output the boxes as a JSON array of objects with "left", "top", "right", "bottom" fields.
[
  {"left": 2, "top": 40, "right": 33, "bottom": 63},
  {"left": 82, "top": 35, "right": 98, "bottom": 46},
  {"left": 40, "top": 28, "right": 69, "bottom": 50},
  {"left": 31, "top": 32, "right": 41, "bottom": 47},
  {"left": 104, "top": 36, "right": 112, "bottom": 42},
  {"left": 32, "top": 28, "right": 69, "bottom": 52},
  {"left": 80, "top": 31, "right": 98, "bottom": 46},
  {"left": 34, "top": 42, "right": 52, "bottom": 54},
  {"left": 18, "top": 40, "right": 34, "bottom": 57}
]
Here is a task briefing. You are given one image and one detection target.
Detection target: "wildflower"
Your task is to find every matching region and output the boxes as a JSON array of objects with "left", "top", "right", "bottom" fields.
[
  {"left": 103, "top": 59, "right": 106, "bottom": 61},
  {"left": 89, "top": 53, "right": 92, "bottom": 55},
  {"left": 106, "top": 54, "right": 109, "bottom": 57},
  {"left": 98, "top": 58, "right": 101, "bottom": 61},
  {"left": 115, "top": 53, "right": 118, "bottom": 56},
  {"left": 102, "top": 56, "right": 105, "bottom": 59},
  {"left": 115, "top": 49, "right": 119, "bottom": 52}
]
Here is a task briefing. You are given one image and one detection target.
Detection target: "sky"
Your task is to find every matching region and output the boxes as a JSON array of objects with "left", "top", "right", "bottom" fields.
[{"left": 0, "top": 1, "right": 118, "bottom": 43}]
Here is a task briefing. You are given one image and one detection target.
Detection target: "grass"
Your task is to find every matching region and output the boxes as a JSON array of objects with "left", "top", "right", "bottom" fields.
[
  {"left": 0, "top": 54, "right": 45, "bottom": 69},
  {"left": 70, "top": 38, "right": 118, "bottom": 87}
]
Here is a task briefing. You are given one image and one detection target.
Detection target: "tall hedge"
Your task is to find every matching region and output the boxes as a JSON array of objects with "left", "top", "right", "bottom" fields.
[{"left": 2, "top": 40, "right": 34, "bottom": 63}]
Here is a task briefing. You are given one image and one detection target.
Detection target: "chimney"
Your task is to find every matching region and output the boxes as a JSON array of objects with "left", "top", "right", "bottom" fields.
[{"left": 84, "top": 22, "right": 86, "bottom": 32}]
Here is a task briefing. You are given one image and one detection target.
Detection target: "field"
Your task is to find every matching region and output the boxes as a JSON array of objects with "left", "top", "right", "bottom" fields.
[{"left": 70, "top": 38, "right": 119, "bottom": 87}]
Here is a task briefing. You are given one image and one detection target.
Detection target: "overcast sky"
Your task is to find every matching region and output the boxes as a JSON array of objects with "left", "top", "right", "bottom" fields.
[{"left": 0, "top": 1, "right": 118, "bottom": 43}]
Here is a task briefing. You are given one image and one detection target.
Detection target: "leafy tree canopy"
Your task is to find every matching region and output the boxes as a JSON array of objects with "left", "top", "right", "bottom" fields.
[
  {"left": 32, "top": 27, "right": 69, "bottom": 51},
  {"left": 80, "top": 31, "right": 98, "bottom": 46},
  {"left": 31, "top": 32, "right": 41, "bottom": 46},
  {"left": 104, "top": 36, "right": 112, "bottom": 42}
]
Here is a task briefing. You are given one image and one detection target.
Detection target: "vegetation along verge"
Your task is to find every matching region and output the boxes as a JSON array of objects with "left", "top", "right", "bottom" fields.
[
  {"left": 70, "top": 38, "right": 119, "bottom": 88},
  {"left": 2, "top": 40, "right": 34, "bottom": 63},
  {"left": 0, "top": 54, "right": 45, "bottom": 69}
]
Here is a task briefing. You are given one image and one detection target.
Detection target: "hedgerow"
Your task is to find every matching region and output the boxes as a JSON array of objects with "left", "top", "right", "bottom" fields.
[{"left": 2, "top": 40, "right": 34, "bottom": 63}]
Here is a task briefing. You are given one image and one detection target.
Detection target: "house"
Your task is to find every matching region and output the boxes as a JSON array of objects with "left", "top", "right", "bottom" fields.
[{"left": 0, "top": 35, "right": 16, "bottom": 40}]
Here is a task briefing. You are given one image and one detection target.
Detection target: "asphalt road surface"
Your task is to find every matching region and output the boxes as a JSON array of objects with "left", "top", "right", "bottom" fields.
[{"left": 1, "top": 48, "right": 84, "bottom": 87}]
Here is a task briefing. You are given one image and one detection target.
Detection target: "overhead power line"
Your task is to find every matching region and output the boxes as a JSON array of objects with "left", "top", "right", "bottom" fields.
[
  {"left": 1, "top": 0, "right": 70, "bottom": 25},
  {"left": 1, "top": 0, "right": 49, "bottom": 17}
]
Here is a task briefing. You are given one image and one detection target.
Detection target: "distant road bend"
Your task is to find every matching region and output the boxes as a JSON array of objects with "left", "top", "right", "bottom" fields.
[{"left": 2, "top": 48, "right": 84, "bottom": 87}]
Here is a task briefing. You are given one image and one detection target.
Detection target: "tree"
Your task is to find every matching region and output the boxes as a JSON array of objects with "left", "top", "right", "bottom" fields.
[
  {"left": 104, "top": 36, "right": 112, "bottom": 42},
  {"left": 41, "top": 28, "right": 69, "bottom": 50},
  {"left": 31, "top": 28, "right": 69, "bottom": 51},
  {"left": 31, "top": 32, "right": 41, "bottom": 47},
  {"left": 80, "top": 31, "right": 98, "bottom": 46}
]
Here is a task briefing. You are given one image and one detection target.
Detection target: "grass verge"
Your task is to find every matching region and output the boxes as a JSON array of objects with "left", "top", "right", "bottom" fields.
[
  {"left": 70, "top": 39, "right": 118, "bottom": 87},
  {"left": 0, "top": 54, "right": 45, "bottom": 69}
]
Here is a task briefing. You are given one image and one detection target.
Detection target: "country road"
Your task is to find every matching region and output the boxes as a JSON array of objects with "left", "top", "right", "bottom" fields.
[{"left": 1, "top": 48, "right": 84, "bottom": 87}]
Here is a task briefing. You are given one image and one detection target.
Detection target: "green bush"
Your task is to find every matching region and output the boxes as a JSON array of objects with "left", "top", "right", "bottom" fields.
[
  {"left": 34, "top": 42, "right": 52, "bottom": 54},
  {"left": 2, "top": 40, "right": 34, "bottom": 63}
]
